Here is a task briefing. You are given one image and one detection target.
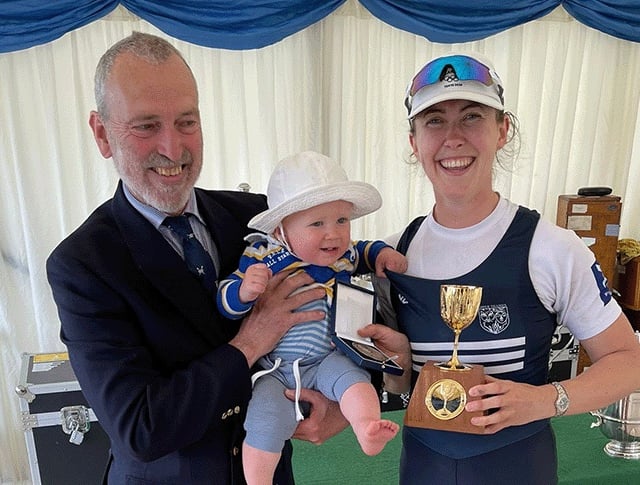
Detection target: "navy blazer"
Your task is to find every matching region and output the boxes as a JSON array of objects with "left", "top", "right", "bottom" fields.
[{"left": 47, "top": 182, "right": 294, "bottom": 484}]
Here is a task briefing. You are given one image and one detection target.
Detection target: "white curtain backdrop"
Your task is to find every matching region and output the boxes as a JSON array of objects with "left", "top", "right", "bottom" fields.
[{"left": 1, "top": 1, "right": 639, "bottom": 481}]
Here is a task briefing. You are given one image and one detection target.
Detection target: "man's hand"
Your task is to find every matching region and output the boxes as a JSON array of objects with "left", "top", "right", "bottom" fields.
[
  {"left": 286, "top": 388, "right": 348, "bottom": 444},
  {"left": 230, "top": 271, "right": 325, "bottom": 366}
]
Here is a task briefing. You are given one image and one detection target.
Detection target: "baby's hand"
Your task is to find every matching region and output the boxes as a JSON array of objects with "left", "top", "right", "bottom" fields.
[
  {"left": 239, "top": 263, "right": 272, "bottom": 303},
  {"left": 375, "top": 247, "right": 408, "bottom": 278}
]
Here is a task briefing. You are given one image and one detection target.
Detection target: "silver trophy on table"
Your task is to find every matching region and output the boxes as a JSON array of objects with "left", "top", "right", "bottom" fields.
[{"left": 591, "top": 389, "right": 640, "bottom": 459}]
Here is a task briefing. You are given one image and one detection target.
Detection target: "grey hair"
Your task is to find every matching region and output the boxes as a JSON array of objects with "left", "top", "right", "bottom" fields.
[{"left": 94, "top": 31, "right": 195, "bottom": 119}]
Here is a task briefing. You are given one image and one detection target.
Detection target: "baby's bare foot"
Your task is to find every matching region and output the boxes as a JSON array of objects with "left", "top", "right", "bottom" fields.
[{"left": 358, "top": 419, "right": 399, "bottom": 456}]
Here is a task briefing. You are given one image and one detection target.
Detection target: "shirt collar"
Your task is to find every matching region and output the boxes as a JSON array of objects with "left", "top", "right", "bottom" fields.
[{"left": 122, "top": 183, "right": 201, "bottom": 229}]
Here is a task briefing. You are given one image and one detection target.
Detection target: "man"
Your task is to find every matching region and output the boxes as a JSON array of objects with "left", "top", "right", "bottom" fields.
[{"left": 47, "top": 32, "right": 343, "bottom": 484}]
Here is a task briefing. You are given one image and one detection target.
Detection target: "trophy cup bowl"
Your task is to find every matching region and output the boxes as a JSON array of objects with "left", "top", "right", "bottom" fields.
[
  {"left": 590, "top": 389, "right": 640, "bottom": 459},
  {"left": 405, "top": 284, "right": 486, "bottom": 434},
  {"left": 438, "top": 285, "right": 483, "bottom": 370}
]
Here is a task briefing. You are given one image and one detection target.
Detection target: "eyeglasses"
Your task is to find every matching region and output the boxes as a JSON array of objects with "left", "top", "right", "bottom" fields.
[{"left": 409, "top": 55, "right": 499, "bottom": 97}]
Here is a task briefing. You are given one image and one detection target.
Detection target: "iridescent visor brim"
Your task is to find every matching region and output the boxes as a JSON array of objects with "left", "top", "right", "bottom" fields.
[{"left": 410, "top": 55, "right": 495, "bottom": 96}]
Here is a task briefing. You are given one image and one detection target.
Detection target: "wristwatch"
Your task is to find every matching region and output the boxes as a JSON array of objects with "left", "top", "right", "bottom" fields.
[{"left": 551, "top": 381, "right": 569, "bottom": 416}]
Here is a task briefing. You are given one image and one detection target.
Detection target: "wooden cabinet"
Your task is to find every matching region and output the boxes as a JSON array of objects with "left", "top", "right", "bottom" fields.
[
  {"left": 556, "top": 194, "right": 622, "bottom": 374},
  {"left": 556, "top": 194, "right": 622, "bottom": 287},
  {"left": 617, "top": 256, "right": 640, "bottom": 311}
]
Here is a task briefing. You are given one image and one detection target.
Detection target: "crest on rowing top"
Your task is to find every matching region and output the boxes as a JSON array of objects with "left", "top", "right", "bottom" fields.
[{"left": 478, "top": 304, "right": 509, "bottom": 334}]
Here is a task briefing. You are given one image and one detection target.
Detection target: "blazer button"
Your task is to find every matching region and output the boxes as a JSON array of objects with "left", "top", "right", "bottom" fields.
[
  {"left": 234, "top": 406, "right": 241, "bottom": 414},
  {"left": 232, "top": 446, "right": 240, "bottom": 456}
]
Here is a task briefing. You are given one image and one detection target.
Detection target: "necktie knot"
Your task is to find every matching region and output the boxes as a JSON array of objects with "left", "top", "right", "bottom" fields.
[
  {"left": 163, "top": 215, "right": 217, "bottom": 291},
  {"left": 164, "top": 215, "right": 193, "bottom": 238}
]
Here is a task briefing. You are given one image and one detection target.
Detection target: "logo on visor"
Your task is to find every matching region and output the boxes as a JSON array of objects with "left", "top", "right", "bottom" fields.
[
  {"left": 441, "top": 66, "right": 458, "bottom": 82},
  {"left": 441, "top": 65, "right": 462, "bottom": 88}
]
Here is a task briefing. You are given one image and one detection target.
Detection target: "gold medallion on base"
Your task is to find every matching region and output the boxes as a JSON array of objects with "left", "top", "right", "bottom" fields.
[{"left": 404, "top": 360, "right": 486, "bottom": 434}]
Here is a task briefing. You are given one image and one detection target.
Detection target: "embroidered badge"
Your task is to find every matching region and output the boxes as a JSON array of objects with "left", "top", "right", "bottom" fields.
[{"left": 478, "top": 304, "right": 510, "bottom": 334}]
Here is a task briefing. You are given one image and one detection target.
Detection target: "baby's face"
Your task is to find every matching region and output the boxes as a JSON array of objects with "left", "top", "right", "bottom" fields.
[{"left": 280, "top": 200, "right": 353, "bottom": 266}]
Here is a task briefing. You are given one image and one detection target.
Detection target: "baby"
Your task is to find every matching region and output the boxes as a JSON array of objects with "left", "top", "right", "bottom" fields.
[{"left": 217, "top": 151, "right": 407, "bottom": 484}]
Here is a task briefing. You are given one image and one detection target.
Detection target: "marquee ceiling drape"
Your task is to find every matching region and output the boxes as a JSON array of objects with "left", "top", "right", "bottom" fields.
[{"left": 1, "top": 0, "right": 638, "bottom": 54}]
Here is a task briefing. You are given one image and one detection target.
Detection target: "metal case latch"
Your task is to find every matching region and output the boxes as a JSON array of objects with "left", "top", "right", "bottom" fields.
[
  {"left": 60, "top": 406, "right": 91, "bottom": 445},
  {"left": 15, "top": 384, "right": 35, "bottom": 403}
]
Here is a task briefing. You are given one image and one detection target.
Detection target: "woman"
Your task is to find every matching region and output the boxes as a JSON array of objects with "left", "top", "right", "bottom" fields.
[{"left": 362, "top": 53, "right": 640, "bottom": 484}]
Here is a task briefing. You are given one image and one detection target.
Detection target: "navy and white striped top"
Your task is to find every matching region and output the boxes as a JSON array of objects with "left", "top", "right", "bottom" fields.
[{"left": 218, "top": 233, "right": 390, "bottom": 363}]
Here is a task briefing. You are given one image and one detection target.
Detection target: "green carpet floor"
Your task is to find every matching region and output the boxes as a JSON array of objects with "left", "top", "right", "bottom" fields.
[{"left": 292, "top": 411, "right": 640, "bottom": 484}]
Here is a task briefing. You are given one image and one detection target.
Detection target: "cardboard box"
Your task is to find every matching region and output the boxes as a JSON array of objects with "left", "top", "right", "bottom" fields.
[
  {"left": 556, "top": 194, "right": 622, "bottom": 287},
  {"left": 15, "top": 352, "right": 110, "bottom": 485}
]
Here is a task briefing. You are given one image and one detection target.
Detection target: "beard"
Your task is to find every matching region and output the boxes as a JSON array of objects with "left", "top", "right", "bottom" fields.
[{"left": 114, "top": 149, "right": 202, "bottom": 214}]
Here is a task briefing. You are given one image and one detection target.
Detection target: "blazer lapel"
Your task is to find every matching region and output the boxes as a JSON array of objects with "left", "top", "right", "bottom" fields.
[{"left": 111, "top": 184, "right": 230, "bottom": 345}]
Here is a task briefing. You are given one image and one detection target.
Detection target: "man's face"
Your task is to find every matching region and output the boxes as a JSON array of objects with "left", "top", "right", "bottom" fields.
[{"left": 90, "top": 53, "right": 203, "bottom": 215}]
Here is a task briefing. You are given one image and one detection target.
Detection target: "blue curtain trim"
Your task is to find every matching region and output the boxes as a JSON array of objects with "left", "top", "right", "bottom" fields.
[
  {"left": 564, "top": 0, "right": 640, "bottom": 43},
  {"left": 0, "top": 0, "right": 119, "bottom": 53},
  {"left": 123, "top": 0, "right": 347, "bottom": 50},
  {"left": 359, "top": 0, "right": 561, "bottom": 43},
  {"left": 0, "top": 0, "right": 638, "bottom": 54}
]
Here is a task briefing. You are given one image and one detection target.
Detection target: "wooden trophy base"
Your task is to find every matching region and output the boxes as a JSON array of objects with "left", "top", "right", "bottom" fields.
[{"left": 405, "top": 360, "right": 486, "bottom": 434}]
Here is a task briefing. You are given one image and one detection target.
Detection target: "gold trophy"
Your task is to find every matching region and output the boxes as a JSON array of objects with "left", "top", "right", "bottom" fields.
[{"left": 405, "top": 284, "right": 486, "bottom": 434}]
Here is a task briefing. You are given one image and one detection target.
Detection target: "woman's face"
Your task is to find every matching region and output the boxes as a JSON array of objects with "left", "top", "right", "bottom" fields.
[{"left": 409, "top": 99, "right": 508, "bottom": 205}]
